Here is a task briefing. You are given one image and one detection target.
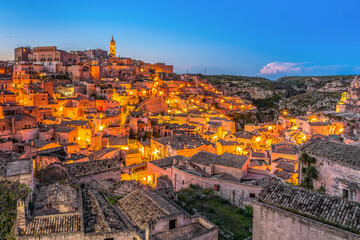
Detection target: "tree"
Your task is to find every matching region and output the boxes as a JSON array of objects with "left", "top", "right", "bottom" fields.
[
  {"left": 306, "top": 166, "right": 318, "bottom": 180},
  {"left": 0, "top": 180, "right": 31, "bottom": 239},
  {"left": 153, "top": 131, "right": 160, "bottom": 138},
  {"left": 300, "top": 152, "right": 316, "bottom": 166},
  {"left": 300, "top": 152, "right": 318, "bottom": 190},
  {"left": 317, "top": 184, "right": 326, "bottom": 194},
  {"left": 129, "top": 129, "right": 138, "bottom": 140},
  {"left": 301, "top": 176, "right": 314, "bottom": 190},
  {"left": 142, "top": 131, "right": 152, "bottom": 141}
]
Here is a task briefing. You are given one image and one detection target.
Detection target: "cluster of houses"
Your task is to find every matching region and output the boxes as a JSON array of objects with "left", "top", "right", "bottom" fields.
[{"left": 0, "top": 40, "right": 359, "bottom": 239}]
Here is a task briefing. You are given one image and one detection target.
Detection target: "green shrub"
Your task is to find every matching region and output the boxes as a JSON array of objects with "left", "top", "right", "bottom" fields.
[
  {"left": 245, "top": 205, "right": 253, "bottom": 216},
  {"left": 202, "top": 189, "right": 212, "bottom": 195}
]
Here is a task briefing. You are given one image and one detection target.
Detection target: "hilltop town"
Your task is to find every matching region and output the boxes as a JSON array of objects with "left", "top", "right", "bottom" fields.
[{"left": 0, "top": 37, "right": 359, "bottom": 240}]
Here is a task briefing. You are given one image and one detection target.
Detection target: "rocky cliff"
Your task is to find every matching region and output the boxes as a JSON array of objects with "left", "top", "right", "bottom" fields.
[{"left": 203, "top": 75, "right": 357, "bottom": 122}]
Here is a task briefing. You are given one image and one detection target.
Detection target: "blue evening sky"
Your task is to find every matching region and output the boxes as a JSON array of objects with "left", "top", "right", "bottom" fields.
[{"left": 0, "top": 0, "right": 359, "bottom": 79}]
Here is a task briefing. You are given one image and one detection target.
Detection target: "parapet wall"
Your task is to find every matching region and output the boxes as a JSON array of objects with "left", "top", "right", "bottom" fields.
[{"left": 252, "top": 201, "right": 360, "bottom": 240}]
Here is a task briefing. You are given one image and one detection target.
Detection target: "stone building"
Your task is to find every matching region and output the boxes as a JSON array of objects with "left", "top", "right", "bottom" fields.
[
  {"left": 148, "top": 63, "right": 173, "bottom": 73},
  {"left": 301, "top": 139, "right": 360, "bottom": 202},
  {"left": 147, "top": 152, "right": 272, "bottom": 207},
  {"left": 16, "top": 182, "right": 142, "bottom": 240},
  {"left": 15, "top": 179, "right": 217, "bottom": 240},
  {"left": 253, "top": 182, "right": 360, "bottom": 240},
  {"left": 336, "top": 76, "right": 360, "bottom": 113},
  {"left": 0, "top": 115, "right": 38, "bottom": 142},
  {"left": 29, "top": 46, "right": 79, "bottom": 65},
  {"left": 65, "top": 158, "right": 122, "bottom": 183},
  {"left": 118, "top": 189, "right": 218, "bottom": 240},
  {"left": 0, "top": 155, "right": 34, "bottom": 191},
  {"left": 138, "top": 96, "right": 168, "bottom": 114},
  {"left": 150, "top": 134, "right": 215, "bottom": 160},
  {"left": 14, "top": 47, "right": 31, "bottom": 62}
]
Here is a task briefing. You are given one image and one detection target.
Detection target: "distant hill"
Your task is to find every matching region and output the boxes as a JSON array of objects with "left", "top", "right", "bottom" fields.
[
  {"left": 202, "top": 74, "right": 357, "bottom": 122},
  {"left": 276, "top": 75, "right": 355, "bottom": 92}
]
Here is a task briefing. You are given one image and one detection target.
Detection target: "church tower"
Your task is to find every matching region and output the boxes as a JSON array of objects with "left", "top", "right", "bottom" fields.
[{"left": 109, "top": 35, "right": 116, "bottom": 57}]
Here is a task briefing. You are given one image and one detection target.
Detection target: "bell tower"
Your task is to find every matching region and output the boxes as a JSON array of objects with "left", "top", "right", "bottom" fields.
[{"left": 109, "top": 35, "right": 116, "bottom": 57}]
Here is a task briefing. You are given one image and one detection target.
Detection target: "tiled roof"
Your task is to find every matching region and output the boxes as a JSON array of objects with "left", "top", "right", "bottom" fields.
[
  {"left": 258, "top": 182, "right": 360, "bottom": 234},
  {"left": 209, "top": 173, "right": 240, "bottom": 182},
  {"left": 22, "top": 213, "right": 81, "bottom": 236},
  {"left": 0, "top": 152, "right": 22, "bottom": 177},
  {"left": 273, "top": 170, "right": 293, "bottom": 180},
  {"left": 61, "top": 120, "right": 89, "bottom": 127},
  {"left": 217, "top": 139, "right": 236, "bottom": 146},
  {"left": 308, "top": 121, "right": 332, "bottom": 126},
  {"left": 271, "top": 143, "right": 298, "bottom": 155},
  {"left": 108, "top": 137, "right": 128, "bottom": 146},
  {"left": 34, "top": 182, "right": 78, "bottom": 215},
  {"left": 66, "top": 158, "right": 120, "bottom": 177},
  {"left": 54, "top": 126, "right": 76, "bottom": 133},
  {"left": 150, "top": 155, "right": 187, "bottom": 169},
  {"left": 154, "top": 135, "right": 212, "bottom": 150},
  {"left": 6, "top": 159, "right": 32, "bottom": 177},
  {"left": 188, "top": 151, "right": 248, "bottom": 169},
  {"left": 233, "top": 131, "right": 254, "bottom": 139},
  {"left": 119, "top": 189, "right": 182, "bottom": 229},
  {"left": 152, "top": 222, "right": 209, "bottom": 240},
  {"left": 251, "top": 152, "right": 266, "bottom": 158},
  {"left": 31, "top": 139, "right": 51, "bottom": 148},
  {"left": 91, "top": 147, "right": 119, "bottom": 158},
  {"left": 302, "top": 139, "right": 360, "bottom": 168}
]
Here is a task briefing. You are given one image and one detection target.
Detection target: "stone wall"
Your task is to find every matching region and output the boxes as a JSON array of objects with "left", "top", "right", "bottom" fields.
[
  {"left": 193, "top": 230, "right": 218, "bottom": 240},
  {"left": 76, "top": 169, "right": 122, "bottom": 183},
  {"left": 172, "top": 167, "right": 262, "bottom": 206},
  {"left": 6, "top": 172, "right": 34, "bottom": 191},
  {"left": 17, "top": 231, "right": 141, "bottom": 240},
  {"left": 252, "top": 201, "right": 360, "bottom": 240},
  {"left": 308, "top": 154, "right": 360, "bottom": 202},
  {"left": 17, "top": 232, "right": 84, "bottom": 240},
  {"left": 151, "top": 213, "right": 192, "bottom": 235},
  {"left": 84, "top": 231, "right": 141, "bottom": 240},
  {"left": 0, "top": 140, "right": 13, "bottom": 151},
  {"left": 15, "top": 128, "right": 39, "bottom": 143}
]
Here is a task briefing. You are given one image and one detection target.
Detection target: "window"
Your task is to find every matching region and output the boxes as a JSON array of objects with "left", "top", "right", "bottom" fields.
[
  {"left": 342, "top": 189, "right": 349, "bottom": 199},
  {"left": 249, "top": 193, "right": 256, "bottom": 198},
  {"left": 169, "top": 219, "right": 177, "bottom": 230}
]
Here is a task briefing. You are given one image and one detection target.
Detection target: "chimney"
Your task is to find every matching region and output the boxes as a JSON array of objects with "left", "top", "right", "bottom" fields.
[
  {"left": 11, "top": 117, "right": 15, "bottom": 134},
  {"left": 145, "top": 224, "right": 150, "bottom": 240},
  {"left": 173, "top": 158, "right": 178, "bottom": 166},
  {"left": 17, "top": 199, "right": 26, "bottom": 233}
]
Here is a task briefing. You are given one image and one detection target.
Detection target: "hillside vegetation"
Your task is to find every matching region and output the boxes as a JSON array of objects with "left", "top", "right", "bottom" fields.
[
  {"left": 176, "top": 185, "right": 253, "bottom": 240},
  {"left": 202, "top": 74, "right": 357, "bottom": 122}
]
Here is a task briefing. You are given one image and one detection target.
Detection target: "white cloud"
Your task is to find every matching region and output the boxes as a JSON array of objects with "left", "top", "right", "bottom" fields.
[{"left": 259, "top": 62, "right": 302, "bottom": 75}]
